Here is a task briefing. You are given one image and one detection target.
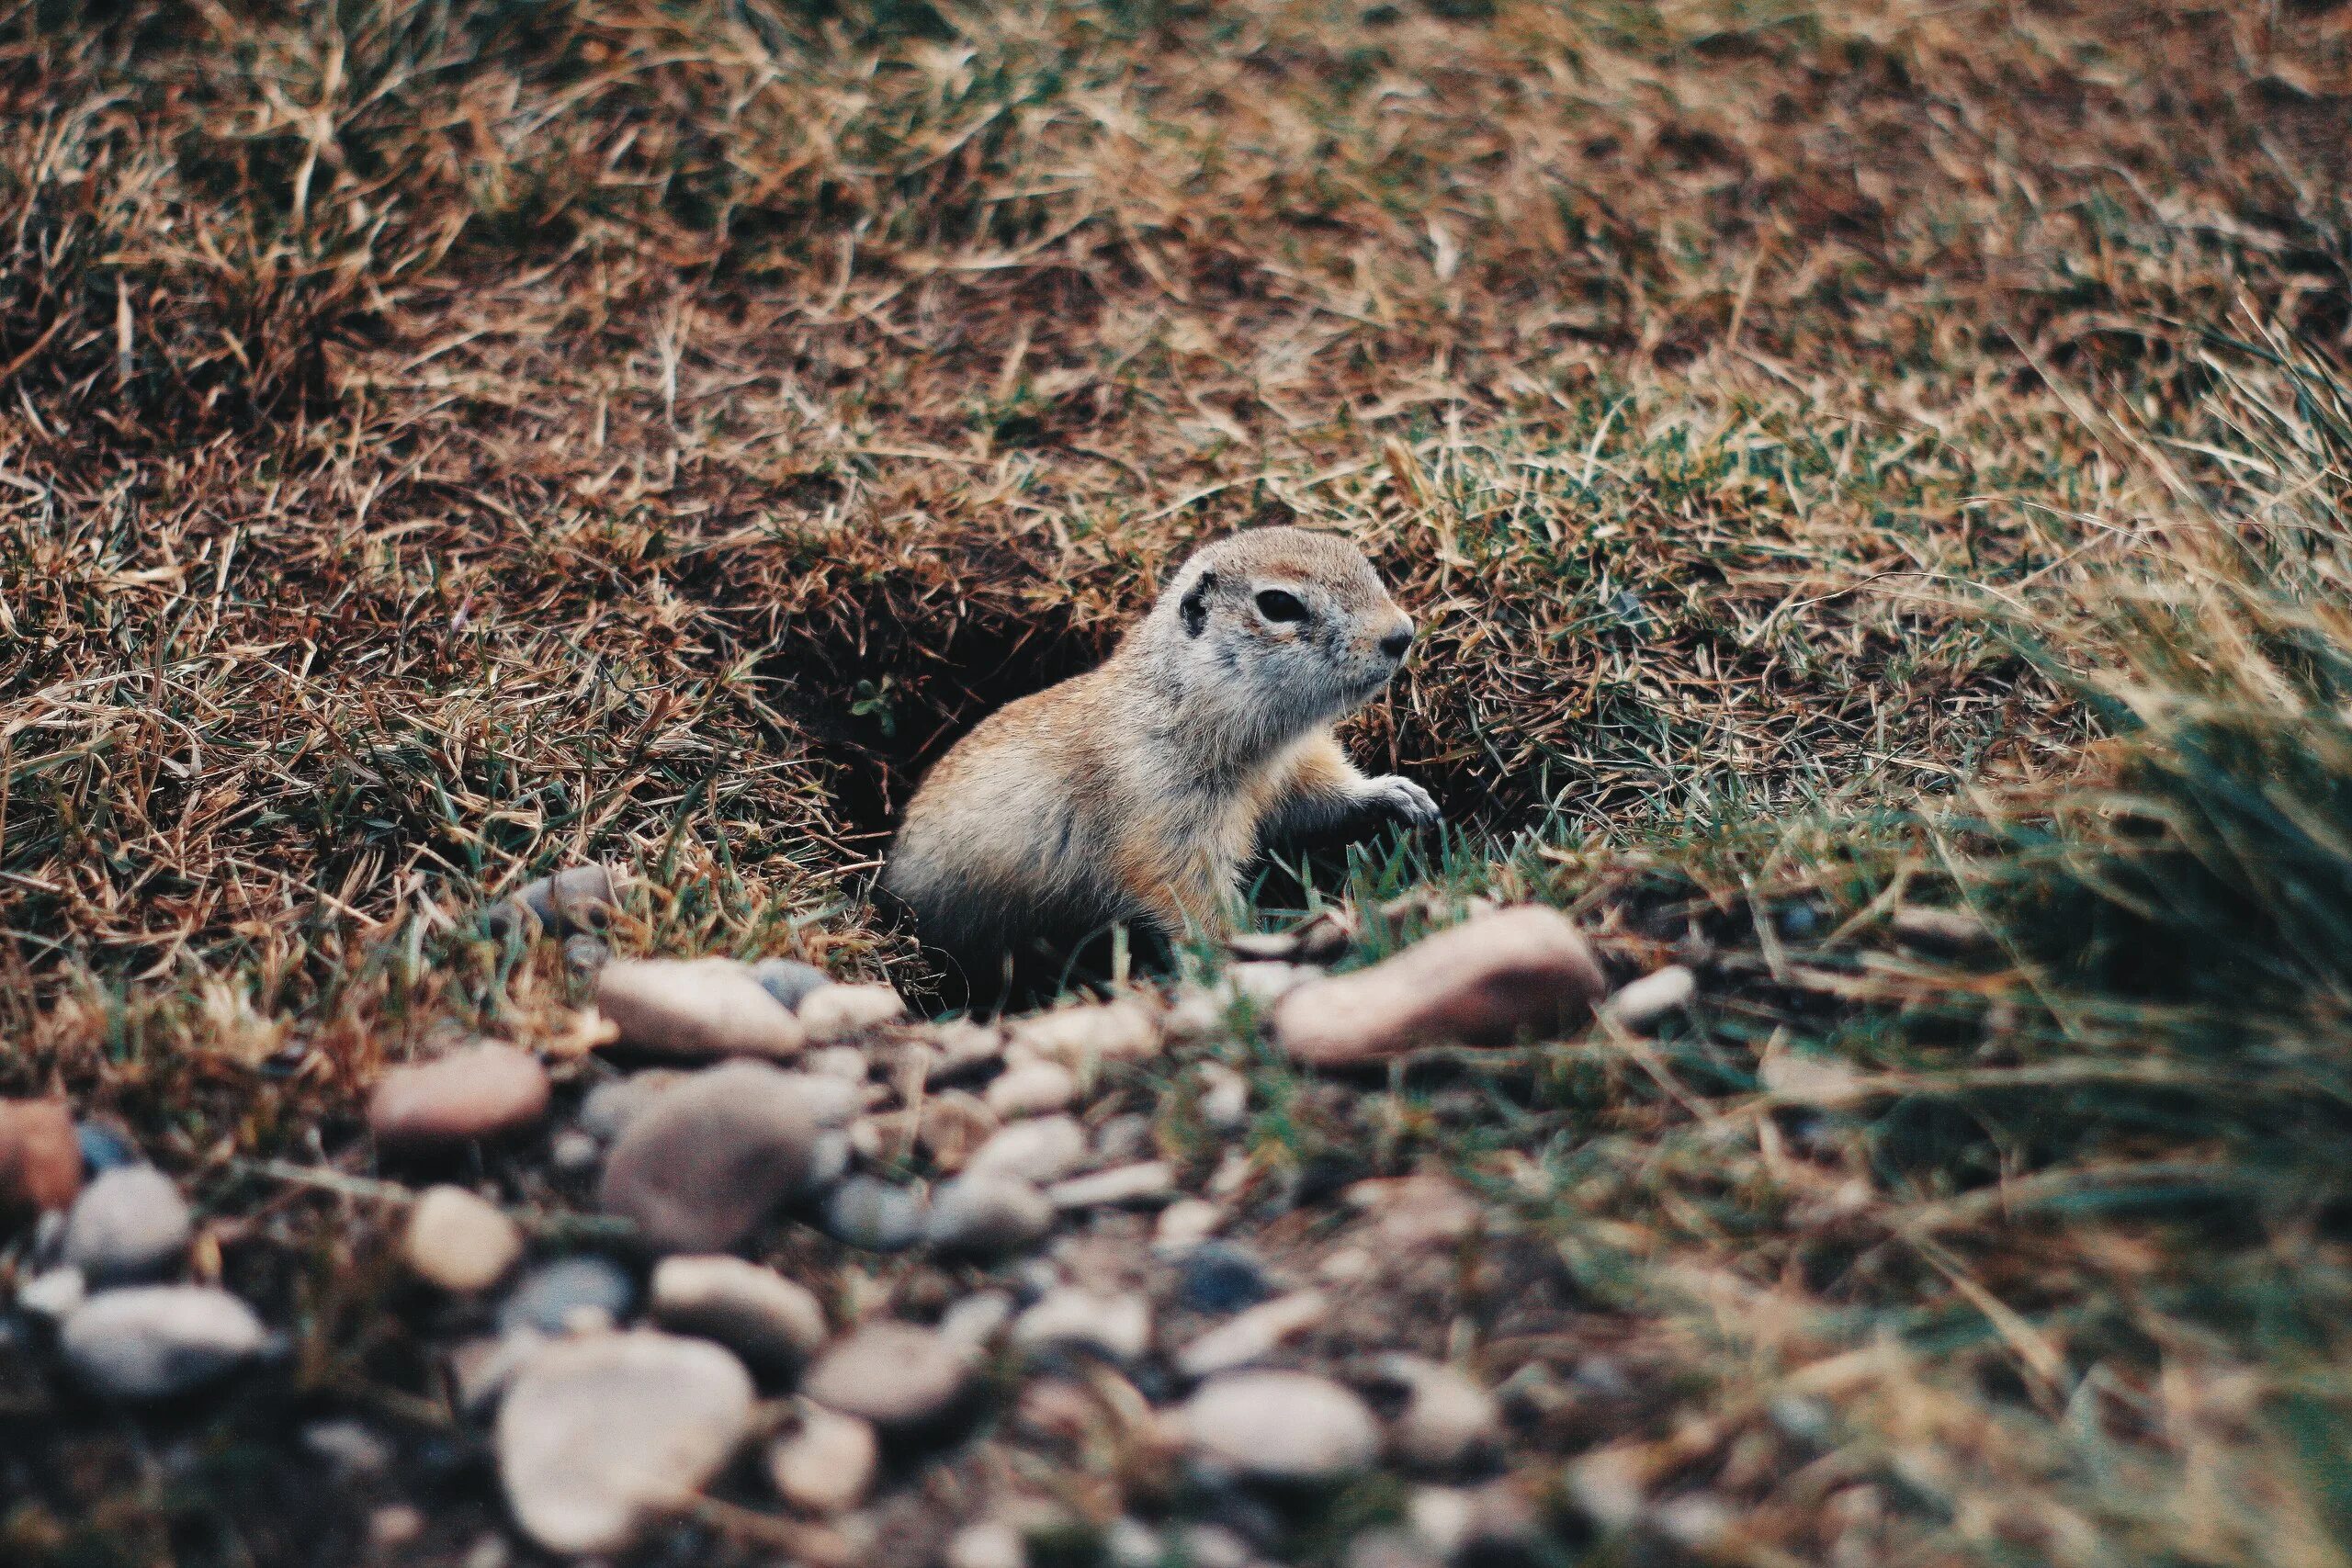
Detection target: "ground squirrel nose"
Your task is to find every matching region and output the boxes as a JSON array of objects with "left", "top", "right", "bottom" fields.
[{"left": 1379, "top": 626, "right": 1413, "bottom": 660}]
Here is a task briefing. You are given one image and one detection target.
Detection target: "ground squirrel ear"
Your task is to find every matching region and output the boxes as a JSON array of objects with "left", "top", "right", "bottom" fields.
[{"left": 1180, "top": 570, "right": 1216, "bottom": 637}]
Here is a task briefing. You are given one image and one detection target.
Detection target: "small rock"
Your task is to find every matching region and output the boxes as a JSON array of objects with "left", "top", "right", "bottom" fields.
[
  {"left": 549, "top": 1129, "right": 601, "bottom": 1173},
  {"left": 448, "top": 1331, "right": 546, "bottom": 1414},
  {"left": 596, "top": 957, "right": 807, "bottom": 1060},
  {"left": 62, "top": 1166, "right": 192, "bottom": 1283},
  {"left": 17, "top": 1266, "right": 85, "bottom": 1319},
  {"left": 801, "top": 1321, "right": 977, "bottom": 1430},
  {"left": 650, "top": 1255, "right": 828, "bottom": 1371},
  {"left": 924, "top": 1020, "right": 1006, "bottom": 1084},
  {"left": 496, "top": 1329, "right": 754, "bottom": 1555},
  {"left": 599, "top": 1061, "right": 826, "bottom": 1253},
  {"left": 917, "top": 1091, "right": 1001, "bottom": 1171},
  {"left": 404, "top": 1187, "right": 525, "bottom": 1293},
  {"left": 60, "top": 1285, "right": 269, "bottom": 1399},
  {"left": 1047, "top": 1161, "right": 1174, "bottom": 1211},
  {"left": 0, "top": 1098, "right": 82, "bottom": 1218},
  {"left": 498, "top": 1257, "right": 636, "bottom": 1337},
  {"left": 984, "top": 1059, "right": 1078, "bottom": 1119},
  {"left": 370, "top": 1505, "right": 427, "bottom": 1552},
  {"left": 925, "top": 1173, "right": 1055, "bottom": 1258},
  {"left": 1196, "top": 1064, "right": 1250, "bottom": 1131},
  {"left": 946, "top": 1520, "right": 1028, "bottom": 1568},
  {"left": 1345, "top": 1173, "right": 1482, "bottom": 1251},
  {"left": 1007, "top": 998, "right": 1160, "bottom": 1070},
  {"left": 964, "top": 1116, "right": 1088, "bottom": 1185},
  {"left": 1174, "top": 1290, "right": 1328, "bottom": 1379},
  {"left": 1153, "top": 1199, "right": 1226, "bottom": 1255},
  {"left": 767, "top": 1404, "right": 879, "bottom": 1514},
  {"left": 753, "top": 957, "right": 834, "bottom": 1012},
  {"left": 1178, "top": 1371, "right": 1380, "bottom": 1482},
  {"left": 1178, "top": 1242, "right": 1275, "bottom": 1314},
  {"left": 492, "top": 863, "right": 626, "bottom": 940},
  {"left": 1104, "top": 1518, "right": 1164, "bottom": 1568},
  {"left": 1378, "top": 1356, "right": 1501, "bottom": 1472},
  {"left": 937, "top": 1290, "right": 1016, "bottom": 1349},
  {"left": 1013, "top": 1288, "right": 1152, "bottom": 1361},
  {"left": 1271, "top": 906, "right": 1607, "bottom": 1066},
  {"left": 823, "top": 1177, "right": 928, "bottom": 1252},
  {"left": 1092, "top": 1112, "right": 1156, "bottom": 1164},
  {"left": 369, "top": 1043, "right": 551, "bottom": 1148},
  {"left": 1603, "top": 964, "right": 1696, "bottom": 1031},
  {"left": 304, "top": 1418, "right": 396, "bottom": 1478},
  {"left": 576, "top": 1070, "right": 683, "bottom": 1141},
  {"left": 807, "top": 1045, "right": 870, "bottom": 1082},
  {"left": 797, "top": 983, "right": 909, "bottom": 1043}
]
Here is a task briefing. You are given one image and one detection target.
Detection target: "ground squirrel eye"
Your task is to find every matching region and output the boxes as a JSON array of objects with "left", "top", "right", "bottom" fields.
[{"left": 1255, "top": 589, "right": 1307, "bottom": 624}]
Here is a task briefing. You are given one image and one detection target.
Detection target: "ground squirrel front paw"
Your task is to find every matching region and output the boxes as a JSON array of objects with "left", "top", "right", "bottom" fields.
[{"left": 1363, "top": 774, "right": 1441, "bottom": 830}]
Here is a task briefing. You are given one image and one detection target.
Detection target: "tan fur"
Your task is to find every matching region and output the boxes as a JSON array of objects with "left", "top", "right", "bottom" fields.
[{"left": 883, "top": 527, "right": 1438, "bottom": 980}]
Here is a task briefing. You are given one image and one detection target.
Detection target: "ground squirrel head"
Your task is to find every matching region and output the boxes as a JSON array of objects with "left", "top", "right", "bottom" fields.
[{"left": 1132, "top": 526, "right": 1415, "bottom": 755}]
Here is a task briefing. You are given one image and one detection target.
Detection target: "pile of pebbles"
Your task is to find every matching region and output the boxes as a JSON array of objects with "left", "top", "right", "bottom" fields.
[{"left": 1, "top": 864, "right": 1703, "bottom": 1565}]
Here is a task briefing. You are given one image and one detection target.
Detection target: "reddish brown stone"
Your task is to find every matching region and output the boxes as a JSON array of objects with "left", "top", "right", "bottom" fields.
[
  {"left": 0, "top": 1099, "right": 82, "bottom": 1217},
  {"left": 369, "top": 1043, "right": 551, "bottom": 1147}
]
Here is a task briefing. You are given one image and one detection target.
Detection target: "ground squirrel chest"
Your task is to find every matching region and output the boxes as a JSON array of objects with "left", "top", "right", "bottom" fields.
[{"left": 881, "top": 527, "right": 1440, "bottom": 996}]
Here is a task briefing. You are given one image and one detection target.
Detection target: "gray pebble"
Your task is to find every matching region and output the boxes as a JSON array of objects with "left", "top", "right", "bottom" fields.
[
  {"left": 925, "top": 1173, "right": 1055, "bottom": 1258},
  {"left": 61, "top": 1285, "right": 268, "bottom": 1399},
  {"left": 62, "top": 1167, "right": 192, "bottom": 1284},
  {"left": 822, "top": 1177, "right": 927, "bottom": 1252},
  {"left": 753, "top": 957, "right": 833, "bottom": 1012},
  {"left": 498, "top": 1257, "right": 636, "bottom": 1337}
]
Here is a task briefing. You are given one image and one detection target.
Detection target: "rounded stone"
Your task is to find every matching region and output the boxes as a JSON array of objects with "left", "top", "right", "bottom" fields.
[
  {"left": 1380, "top": 1357, "right": 1501, "bottom": 1472},
  {"left": 598, "top": 1061, "right": 825, "bottom": 1253},
  {"left": 497, "top": 1257, "right": 637, "bottom": 1337},
  {"left": 368, "top": 1043, "right": 551, "bottom": 1148},
  {"left": 797, "top": 983, "right": 909, "bottom": 1043},
  {"left": 650, "top": 1255, "right": 828, "bottom": 1371},
  {"left": 1008, "top": 999, "right": 1161, "bottom": 1069},
  {"left": 753, "top": 957, "right": 833, "bottom": 1012},
  {"left": 496, "top": 1330, "right": 754, "bottom": 1555},
  {"left": 61, "top": 1285, "right": 269, "bottom": 1399},
  {"left": 766, "top": 1404, "right": 878, "bottom": 1515},
  {"left": 596, "top": 957, "right": 807, "bottom": 1060},
  {"left": 1178, "top": 1243, "right": 1275, "bottom": 1314},
  {"left": 964, "top": 1115, "right": 1088, "bottom": 1186},
  {"left": 1012, "top": 1289, "right": 1152, "bottom": 1362},
  {"left": 1179, "top": 1371, "right": 1380, "bottom": 1482},
  {"left": 984, "top": 1060, "right": 1078, "bottom": 1120},
  {"left": 801, "top": 1322, "right": 976, "bottom": 1430},
  {"left": 924, "top": 1173, "right": 1055, "bottom": 1258},
  {"left": 822, "top": 1177, "right": 927, "bottom": 1253},
  {"left": 0, "top": 1098, "right": 83, "bottom": 1217},
  {"left": 62, "top": 1166, "right": 192, "bottom": 1283},
  {"left": 404, "top": 1186, "right": 524, "bottom": 1293}
]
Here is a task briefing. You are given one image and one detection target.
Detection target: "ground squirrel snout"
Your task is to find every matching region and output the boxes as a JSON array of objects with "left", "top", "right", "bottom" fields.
[{"left": 882, "top": 527, "right": 1438, "bottom": 991}]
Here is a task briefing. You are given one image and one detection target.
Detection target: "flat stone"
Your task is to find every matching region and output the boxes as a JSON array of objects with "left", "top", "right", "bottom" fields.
[
  {"left": 1174, "top": 1290, "right": 1328, "bottom": 1379},
  {"left": 17, "top": 1266, "right": 85, "bottom": 1319},
  {"left": 650, "top": 1255, "right": 827, "bottom": 1371},
  {"left": 1012, "top": 1289, "right": 1152, "bottom": 1362},
  {"left": 496, "top": 1330, "right": 753, "bottom": 1555},
  {"left": 404, "top": 1186, "right": 524, "bottom": 1293},
  {"left": 823, "top": 1177, "right": 927, "bottom": 1252},
  {"left": 62, "top": 1166, "right": 192, "bottom": 1283},
  {"left": 924, "top": 1173, "right": 1054, "bottom": 1258},
  {"left": 494, "top": 863, "right": 627, "bottom": 940},
  {"left": 1603, "top": 964, "right": 1696, "bottom": 1031},
  {"left": 767, "top": 1404, "right": 878, "bottom": 1515},
  {"left": 599, "top": 1061, "right": 825, "bottom": 1253},
  {"left": 369, "top": 1043, "right": 551, "bottom": 1147},
  {"left": 806, "top": 1045, "right": 870, "bottom": 1081},
  {"left": 1046, "top": 1161, "right": 1174, "bottom": 1211},
  {"left": 797, "top": 983, "right": 909, "bottom": 1043},
  {"left": 984, "top": 1059, "right": 1078, "bottom": 1119},
  {"left": 497, "top": 1257, "right": 636, "bottom": 1337},
  {"left": 61, "top": 1285, "right": 269, "bottom": 1399},
  {"left": 1271, "top": 906, "right": 1607, "bottom": 1066},
  {"left": 964, "top": 1115, "right": 1088, "bottom": 1186},
  {"left": 0, "top": 1098, "right": 82, "bottom": 1216},
  {"left": 596, "top": 957, "right": 807, "bottom": 1060},
  {"left": 1007, "top": 998, "right": 1160, "bottom": 1069},
  {"left": 801, "top": 1322, "right": 976, "bottom": 1430},
  {"left": 1178, "top": 1371, "right": 1380, "bottom": 1482},
  {"left": 1177, "top": 1242, "right": 1275, "bottom": 1314},
  {"left": 753, "top": 957, "right": 833, "bottom": 1011},
  {"left": 1378, "top": 1356, "right": 1500, "bottom": 1472},
  {"left": 1152, "top": 1200, "right": 1227, "bottom": 1256},
  {"left": 945, "top": 1521, "right": 1028, "bottom": 1568}
]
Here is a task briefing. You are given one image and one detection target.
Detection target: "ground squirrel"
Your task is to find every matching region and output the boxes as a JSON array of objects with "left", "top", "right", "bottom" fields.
[{"left": 883, "top": 527, "right": 1438, "bottom": 988}]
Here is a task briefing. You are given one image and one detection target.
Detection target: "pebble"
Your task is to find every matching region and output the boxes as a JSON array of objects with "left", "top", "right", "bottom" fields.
[
  {"left": 963, "top": 1115, "right": 1088, "bottom": 1185},
  {"left": 1153, "top": 1200, "right": 1227, "bottom": 1255},
  {"left": 823, "top": 1177, "right": 928, "bottom": 1252},
  {"left": 1178, "top": 1371, "right": 1380, "bottom": 1482},
  {"left": 1012, "top": 1288, "right": 1152, "bottom": 1362},
  {"left": 448, "top": 1331, "right": 546, "bottom": 1415},
  {"left": 368, "top": 1043, "right": 551, "bottom": 1148},
  {"left": 767, "top": 1403, "right": 879, "bottom": 1514},
  {"left": 370, "top": 1505, "right": 427, "bottom": 1552},
  {"left": 496, "top": 1329, "right": 754, "bottom": 1555},
  {"left": 495, "top": 863, "right": 626, "bottom": 940},
  {"left": 1271, "top": 906, "right": 1608, "bottom": 1066},
  {"left": 807, "top": 1044, "right": 870, "bottom": 1081},
  {"left": 945, "top": 1520, "right": 1028, "bottom": 1568},
  {"left": 549, "top": 1129, "right": 601, "bottom": 1173},
  {"left": 1196, "top": 1064, "right": 1250, "bottom": 1131},
  {"left": 1047, "top": 1161, "right": 1174, "bottom": 1211},
  {"left": 801, "top": 1321, "right": 977, "bottom": 1430},
  {"left": 1603, "top": 964, "right": 1697, "bottom": 1031},
  {"left": 75, "top": 1117, "right": 140, "bottom": 1175},
  {"left": 924, "top": 1020, "right": 1006, "bottom": 1084},
  {"left": 0, "top": 1098, "right": 82, "bottom": 1216},
  {"left": 1378, "top": 1356, "right": 1501, "bottom": 1472},
  {"left": 17, "top": 1266, "right": 85, "bottom": 1319},
  {"left": 925, "top": 1172, "right": 1055, "bottom": 1257},
  {"left": 1091, "top": 1112, "right": 1156, "bottom": 1164},
  {"left": 404, "top": 1186, "right": 525, "bottom": 1293},
  {"left": 984, "top": 1059, "right": 1078, "bottom": 1119},
  {"left": 917, "top": 1091, "right": 1001, "bottom": 1171},
  {"left": 937, "top": 1290, "right": 1016, "bottom": 1349},
  {"left": 576, "top": 1070, "right": 683, "bottom": 1141},
  {"left": 1007, "top": 998, "right": 1161, "bottom": 1069},
  {"left": 61, "top": 1285, "right": 269, "bottom": 1399},
  {"left": 599, "top": 1061, "right": 826, "bottom": 1253},
  {"left": 1174, "top": 1290, "right": 1328, "bottom": 1379},
  {"left": 596, "top": 957, "right": 807, "bottom": 1060},
  {"left": 304, "top": 1418, "right": 395, "bottom": 1478},
  {"left": 1177, "top": 1243, "right": 1276, "bottom": 1314},
  {"left": 753, "top": 957, "right": 833, "bottom": 1012},
  {"left": 497, "top": 1257, "right": 636, "bottom": 1337},
  {"left": 650, "top": 1255, "right": 828, "bottom": 1371},
  {"left": 62, "top": 1166, "right": 192, "bottom": 1283},
  {"left": 797, "top": 983, "right": 910, "bottom": 1043}
]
